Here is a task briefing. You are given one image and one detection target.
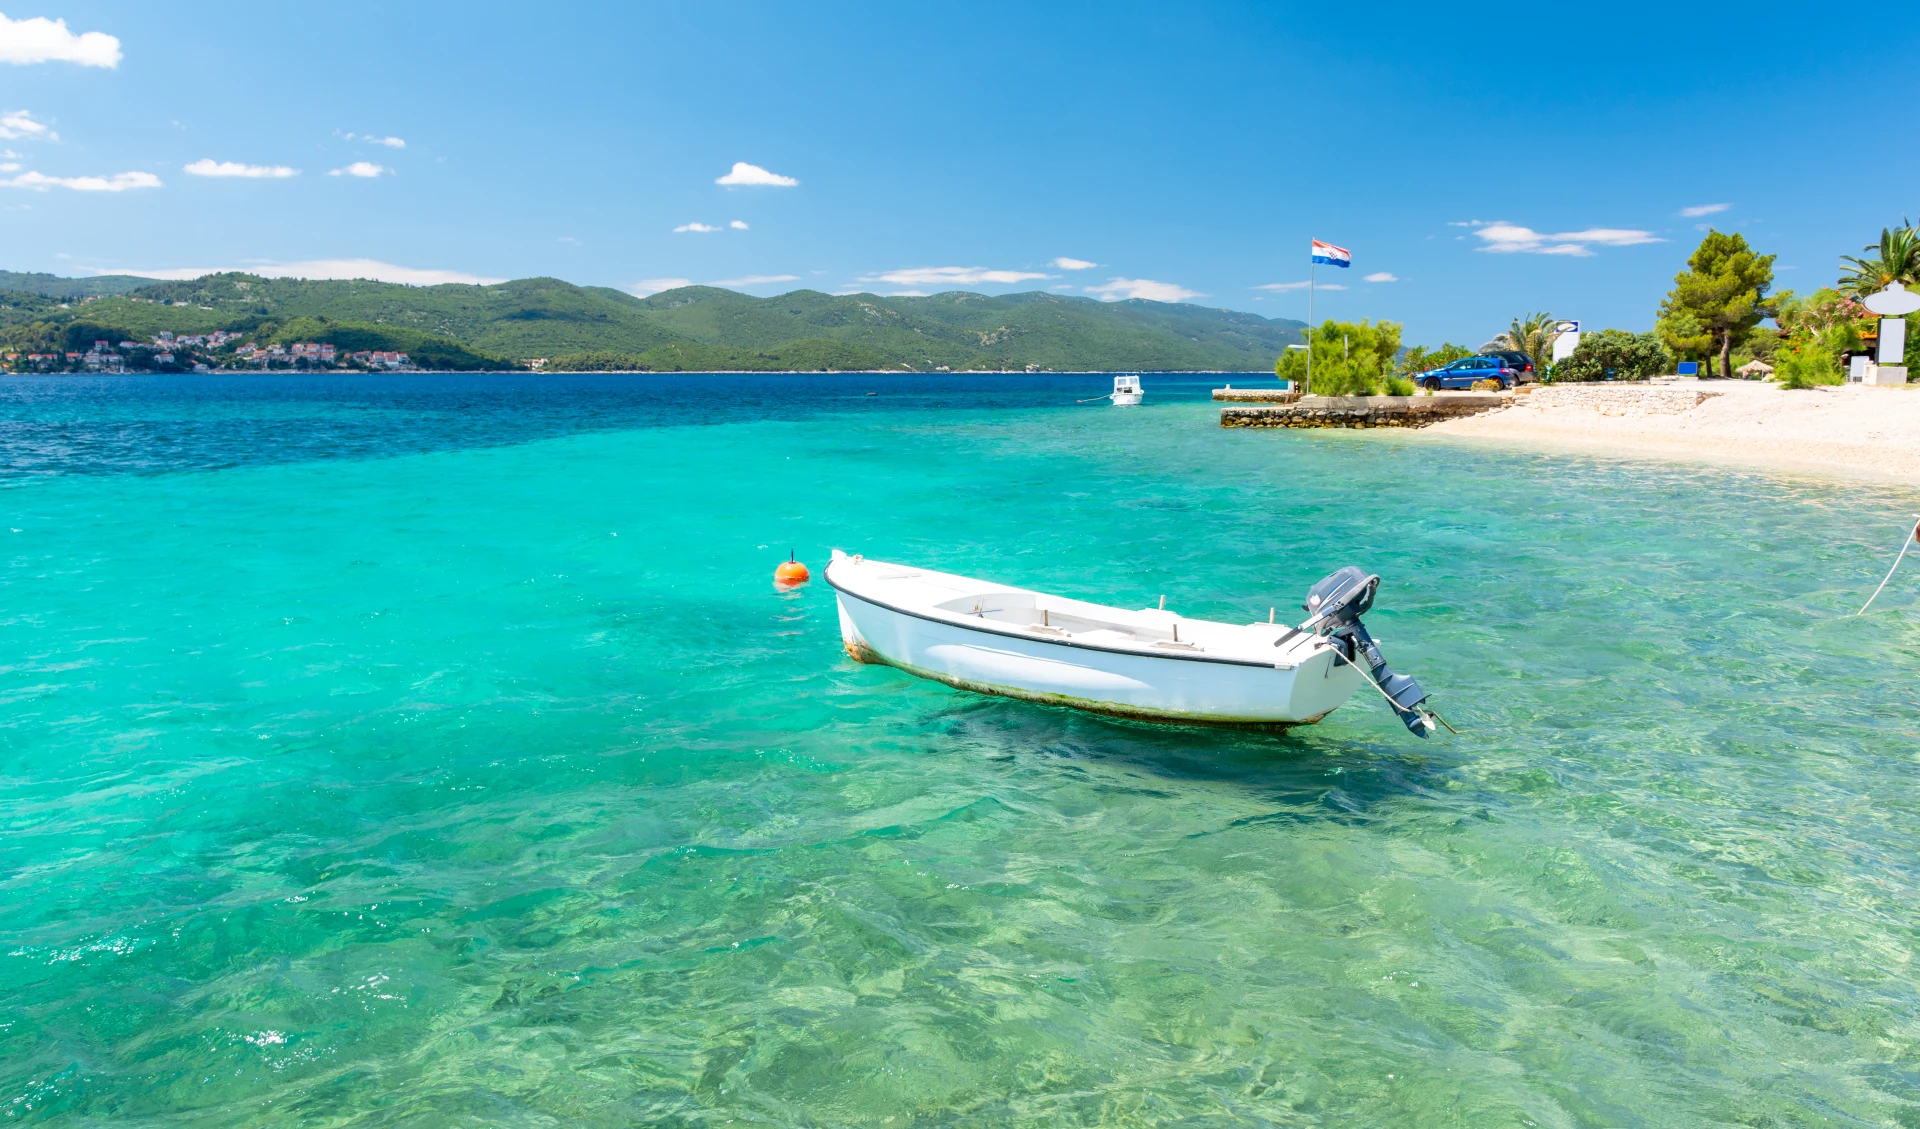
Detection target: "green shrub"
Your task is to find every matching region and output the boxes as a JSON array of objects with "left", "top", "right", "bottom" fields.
[
  {"left": 1553, "top": 329, "right": 1671, "bottom": 382},
  {"left": 1384, "top": 374, "right": 1415, "bottom": 396},
  {"left": 1276, "top": 319, "right": 1403, "bottom": 395},
  {"left": 1774, "top": 340, "right": 1843, "bottom": 388},
  {"left": 1398, "top": 342, "right": 1473, "bottom": 377}
]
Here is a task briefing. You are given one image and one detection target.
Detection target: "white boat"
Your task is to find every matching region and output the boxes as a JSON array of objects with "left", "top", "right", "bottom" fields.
[
  {"left": 1110, "top": 374, "right": 1143, "bottom": 405},
  {"left": 826, "top": 551, "right": 1438, "bottom": 734}
]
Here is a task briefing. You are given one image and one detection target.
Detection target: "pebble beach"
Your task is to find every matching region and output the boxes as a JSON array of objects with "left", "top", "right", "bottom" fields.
[{"left": 1425, "top": 379, "right": 1920, "bottom": 482}]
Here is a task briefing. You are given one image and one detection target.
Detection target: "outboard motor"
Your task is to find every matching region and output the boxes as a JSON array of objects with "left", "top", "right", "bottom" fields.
[{"left": 1288, "top": 566, "right": 1438, "bottom": 737}]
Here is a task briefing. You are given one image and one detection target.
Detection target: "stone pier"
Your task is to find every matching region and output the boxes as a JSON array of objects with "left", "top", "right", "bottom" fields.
[{"left": 1212, "top": 387, "right": 1301, "bottom": 403}]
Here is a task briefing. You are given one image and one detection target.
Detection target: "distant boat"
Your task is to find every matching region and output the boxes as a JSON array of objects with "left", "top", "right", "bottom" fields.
[
  {"left": 1110, "top": 374, "right": 1143, "bottom": 405},
  {"left": 826, "top": 551, "right": 1438, "bottom": 734}
]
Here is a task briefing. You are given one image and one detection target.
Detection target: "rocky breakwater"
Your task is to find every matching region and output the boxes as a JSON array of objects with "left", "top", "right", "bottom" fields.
[{"left": 1221, "top": 392, "right": 1509, "bottom": 429}]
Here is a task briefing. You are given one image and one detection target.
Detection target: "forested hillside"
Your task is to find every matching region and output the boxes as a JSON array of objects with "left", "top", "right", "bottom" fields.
[{"left": 0, "top": 272, "right": 1305, "bottom": 371}]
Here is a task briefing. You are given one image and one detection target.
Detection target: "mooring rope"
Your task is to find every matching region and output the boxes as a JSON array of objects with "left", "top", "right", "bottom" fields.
[
  {"left": 1855, "top": 514, "right": 1920, "bottom": 616},
  {"left": 1333, "top": 645, "right": 1457, "bottom": 734}
]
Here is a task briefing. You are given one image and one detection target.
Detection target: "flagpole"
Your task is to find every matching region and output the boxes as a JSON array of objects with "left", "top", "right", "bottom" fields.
[{"left": 1306, "top": 256, "right": 1315, "bottom": 397}]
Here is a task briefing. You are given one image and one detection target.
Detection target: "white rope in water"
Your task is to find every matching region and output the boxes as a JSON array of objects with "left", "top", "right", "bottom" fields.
[{"left": 1855, "top": 514, "right": 1920, "bottom": 616}]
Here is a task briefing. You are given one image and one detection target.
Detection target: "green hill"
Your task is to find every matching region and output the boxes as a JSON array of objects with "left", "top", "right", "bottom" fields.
[
  {"left": 0, "top": 271, "right": 1306, "bottom": 371},
  {"left": 627, "top": 287, "right": 1303, "bottom": 371},
  {"left": 0, "top": 271, "right": 159, "bottom": 299}
]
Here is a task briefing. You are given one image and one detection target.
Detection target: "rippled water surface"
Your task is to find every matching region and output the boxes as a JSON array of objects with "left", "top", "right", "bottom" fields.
[{"left": 3, "top": 372, "right": 1917, "bottom": 1126}]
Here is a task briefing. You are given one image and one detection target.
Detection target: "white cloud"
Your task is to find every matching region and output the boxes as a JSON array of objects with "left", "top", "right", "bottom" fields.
[
  {"left": 861, "top": 266, "right": 1050, "bottom": 288},
  {"left": 710, "top": 274, "right": 800, "bottom": 287},
  {"left": 0, "top": 162, "right": 15, "bottom": 171},
  {"left": 367, "top": 136, "right": 405, "bottom": 149},
  {"left": 1472, "top": 223, "right": 1581, "bottom": 255},
  {"left": 1364, "top": 271, "right": 1398, "bottom": 283},
  {"left": 674, "top": 222, "right": 720, "bottom": 233},
  {"left": 184, "top": 159, "right": 297, "bottom": 179},
  {"left": 557, "top": 236, "right": 581, "bottom": 245},
  {"left": 1085, "top": 277, "right": 1203, "bottom": 303},
  {"left": 1680, "top": 203, "right": 1729, "bottom": 217},
  {"left": 2, "top": 169, "right": 160, "bottom": 192},
  {"left": 630, "top": 278, "right": 693, "bottom": 296},
  {"left": 1051, "top": 257, "right": 1097, "bottom": 270},
  {"left": 0, "top": 13, "right": 121, "bottom": 67},
  {"left": 106, "top": 259, "right": 504, "bottom": 285},
  {"left": 1255, "top": 280, "right": 1344, "bottom": 291},
  {"left": 1557, "top": 228, "right": 1664, "bottom": 246},
  {"left": 0, "top": 110, "right": 54, "bottom": 140},
  {"left": 327, "top": 161, "right": 387, "bottom": 178},
  {"left": 716, "top": 161, "right": 798, "bottom": 187},
  {"left": 884, "top": 290, "right": 928, "bottom": 297},
  {"left": 1470, "top": 221, "right": 1661, "bottom": 256},
  {"left": 729, "top": 219, "right": 748, "bottom": 230}
]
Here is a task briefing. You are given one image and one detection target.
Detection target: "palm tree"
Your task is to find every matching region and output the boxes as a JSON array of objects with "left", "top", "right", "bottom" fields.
[
  {"left": 1838, "top": 219, "right": 1920, "bottom": 297},
  {"left": 1494, "top": 311, "right": 1561, "bottom": 369}
]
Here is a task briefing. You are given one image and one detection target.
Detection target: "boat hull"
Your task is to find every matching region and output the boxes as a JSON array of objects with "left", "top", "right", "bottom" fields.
[{"left": 833, "top": 587, "right": 1363, "bottom": 728}]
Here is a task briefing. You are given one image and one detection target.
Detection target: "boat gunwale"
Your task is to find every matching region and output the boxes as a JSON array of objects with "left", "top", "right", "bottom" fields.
[{"left": 825, "top": 562, "right": 1304, "bottom": 671}]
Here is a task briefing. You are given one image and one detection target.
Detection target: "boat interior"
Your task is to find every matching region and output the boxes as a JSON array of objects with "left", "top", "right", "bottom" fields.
[{"left": 935, "top": 591, "right": 1208, "bottom": 650}]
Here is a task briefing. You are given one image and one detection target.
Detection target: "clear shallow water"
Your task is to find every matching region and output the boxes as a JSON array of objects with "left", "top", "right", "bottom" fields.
[{"left": 2, "top": 373, "right": 1917, "bottom": 1127}]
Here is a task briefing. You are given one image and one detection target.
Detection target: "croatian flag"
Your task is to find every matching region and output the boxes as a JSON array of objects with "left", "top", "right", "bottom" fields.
[{"left": 1310, "top": 239, "right": 1351, "bottom": 268}]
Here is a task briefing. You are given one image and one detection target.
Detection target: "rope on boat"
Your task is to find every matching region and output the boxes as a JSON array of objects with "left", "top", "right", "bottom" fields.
[
  {"left": 1335, "top": 647, "right": 1457, "bottom": 734},
  {"left": 1855, "top": 513, "right": 1920, "bottom": 616}
]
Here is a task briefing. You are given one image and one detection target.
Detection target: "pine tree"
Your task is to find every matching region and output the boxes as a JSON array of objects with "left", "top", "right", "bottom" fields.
[{"left": 1658, "top": 231, "right": 1776, "bottom": 379}]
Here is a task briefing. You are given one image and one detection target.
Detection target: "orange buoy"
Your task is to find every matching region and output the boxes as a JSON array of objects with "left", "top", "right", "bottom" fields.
[{"left": 774, "top": 551, "right": 810, "bottom": 588}]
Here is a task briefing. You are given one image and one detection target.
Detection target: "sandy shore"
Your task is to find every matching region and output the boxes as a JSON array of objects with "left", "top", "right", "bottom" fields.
[{"left": 1420, "top": 379, "right": 1920, "bottom": 483}]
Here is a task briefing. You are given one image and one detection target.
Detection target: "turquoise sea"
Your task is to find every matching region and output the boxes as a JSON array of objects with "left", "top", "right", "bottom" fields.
[{"left": 3, "top": 372, "right": 1917, "bottom": 1127}]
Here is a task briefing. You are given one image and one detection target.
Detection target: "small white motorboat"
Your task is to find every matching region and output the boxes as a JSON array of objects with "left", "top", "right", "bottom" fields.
[
  {"left": 1109, "top": 374, "right": 1143, "bottom": 405},
  {"left": 826, "top": 551, "right": 1437, "bottom": 734}
]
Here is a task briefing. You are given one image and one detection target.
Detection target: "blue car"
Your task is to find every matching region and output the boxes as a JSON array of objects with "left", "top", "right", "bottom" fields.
[{"left": 1414, "top": 355, "right": 1518, "bottom": 391}]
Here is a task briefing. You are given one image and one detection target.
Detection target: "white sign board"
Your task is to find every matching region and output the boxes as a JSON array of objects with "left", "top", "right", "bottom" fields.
[
  {"left": 1551, "top": 331, "right": 1581, "bottom": 363},
  {"left": 1879, "top": 318, "right": 1906, "bottom": 365}
]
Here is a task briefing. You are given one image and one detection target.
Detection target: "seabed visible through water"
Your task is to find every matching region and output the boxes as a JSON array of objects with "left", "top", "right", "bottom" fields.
[{"left": 2, "top": 371, "right": 1916, "bottom": 1126}]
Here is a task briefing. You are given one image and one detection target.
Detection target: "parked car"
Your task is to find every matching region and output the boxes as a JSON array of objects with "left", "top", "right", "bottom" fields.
[
  {"left": 1412, "top": 355, "right": 1519, "bottom": 391},
  {"left": 1484, "top": 350, "right": 1539, "bottom": 383}
]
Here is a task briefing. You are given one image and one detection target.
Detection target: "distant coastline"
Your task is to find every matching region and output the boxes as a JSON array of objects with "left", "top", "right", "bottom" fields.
[{"left": 0, "top": 271, "right": 1305, "bottom": 376}]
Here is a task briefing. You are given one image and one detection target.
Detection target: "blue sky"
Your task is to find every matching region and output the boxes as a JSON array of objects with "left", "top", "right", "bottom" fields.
[{"left": 2, "top": 1, "right": 1914, "bottom": 345}]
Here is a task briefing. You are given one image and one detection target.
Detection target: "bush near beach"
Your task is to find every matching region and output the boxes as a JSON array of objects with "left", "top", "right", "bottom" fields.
[
  {"left": 1774, "top": 338, "right": 1845, "bottom": 388},
  {"left": 1398, "top": 342, "right": 1475, "bottom": 376},
  {"left": 1765, "top": 289, "right": 1867, "bottom": 388},
  {"left": 1550, "top": 329, "right": 1671, "bottom": 382},
  {"left": 1274, "top": 318, "right": 1402, "bottom": 395}
]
